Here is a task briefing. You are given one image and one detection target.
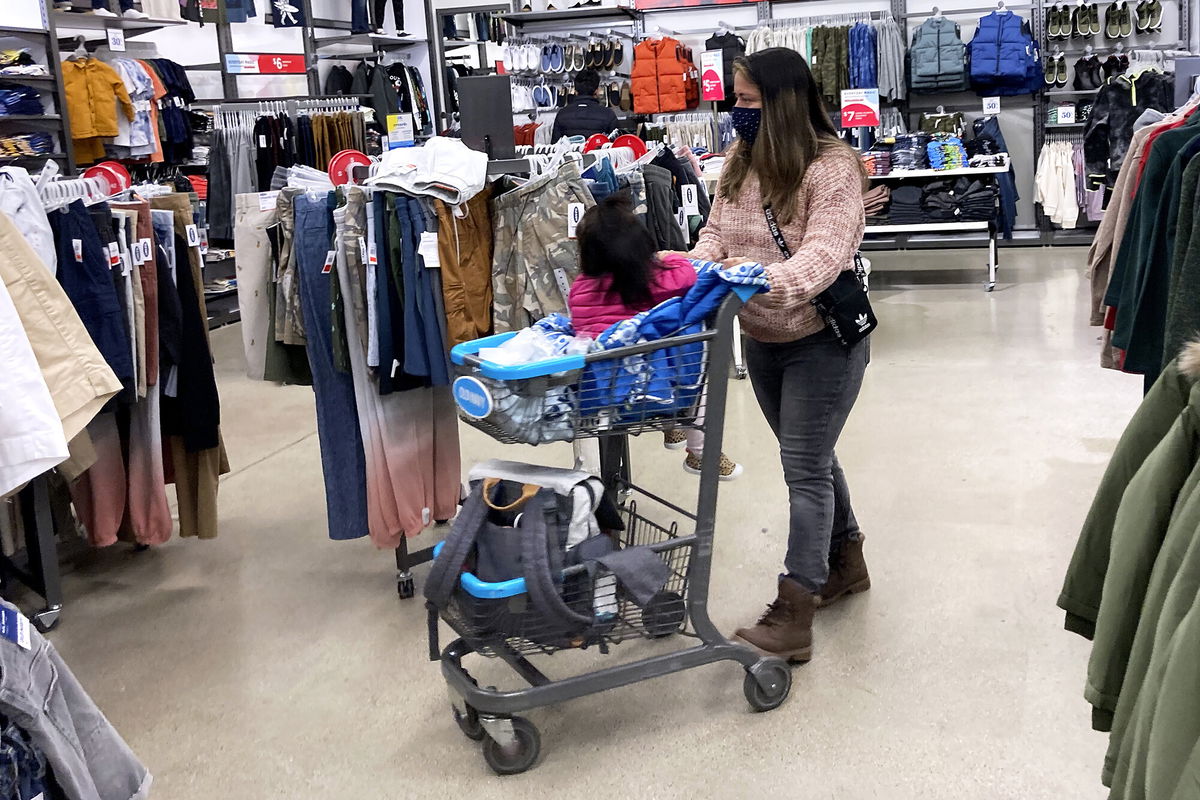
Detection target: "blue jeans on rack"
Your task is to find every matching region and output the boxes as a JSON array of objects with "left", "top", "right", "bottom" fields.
[
  {"left": 294, "top": 192, "right": 370, "bottom": 541},
  {"left": 745, "top": 327, "right": 868, "bottom": 593},
  {"left": 393, "top": 195, "right": 450, "bottom": 386}
]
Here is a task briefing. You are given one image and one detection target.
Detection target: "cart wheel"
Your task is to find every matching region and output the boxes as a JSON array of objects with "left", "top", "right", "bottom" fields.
[
  {"left": 397, "top": 575, "right": 415, "bottom": 599},
  {"left": 743, "top": 659, "right": 792, "bottom": 712},
  {"left": 452, "top": 704, "right": 485, "bottom": 741},
  {"left": 734, "top": 367, "right": 748, "bottom": 380},
  {"left": 481, "top": 716, "right": 540, "bottom": 775},
  {"left": 641, "top": 591, "right": 685, "bottom": 638}
]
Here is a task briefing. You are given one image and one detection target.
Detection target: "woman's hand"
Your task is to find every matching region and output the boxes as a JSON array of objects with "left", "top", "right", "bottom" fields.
[
  {"left": 722, "top": 258, "right": 752, "bottom": 269},
  {"left": 657, "top": 250, "right": 688, "bottom": 259}
]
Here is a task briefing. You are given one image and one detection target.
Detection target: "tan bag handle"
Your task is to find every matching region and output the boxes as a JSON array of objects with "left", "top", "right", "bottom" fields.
[{"left": 481, "top": 479, "right": 540, "bottom": 512}]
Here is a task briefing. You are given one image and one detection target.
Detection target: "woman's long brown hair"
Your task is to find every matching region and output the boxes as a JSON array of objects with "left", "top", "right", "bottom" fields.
[{"left": 720, "top": 48, "right": 864, "bottom": 225}]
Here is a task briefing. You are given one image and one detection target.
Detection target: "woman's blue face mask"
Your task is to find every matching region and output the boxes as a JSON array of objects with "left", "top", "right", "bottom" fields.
[{"left": 731, "top": 106, "right": 762, "bottom": 146}]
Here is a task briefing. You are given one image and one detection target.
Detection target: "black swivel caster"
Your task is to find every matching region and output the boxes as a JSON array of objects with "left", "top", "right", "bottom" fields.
[{"left": 397, "top": 573, "right": 415, "bottom": 599}]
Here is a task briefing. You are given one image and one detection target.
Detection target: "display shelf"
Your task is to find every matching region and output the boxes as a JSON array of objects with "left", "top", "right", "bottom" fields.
[
  {"left": 203, "top": 288, "right": 237, "bottom": 300},
  {"left": 0, "top": 114, "right": 63, "bottom": 123},
  {"left": 0, "top": 75, "right": 56, "bottom": 86},
  {"left": 1046, "top": 121, "right": 1088, "bottom": 128},
  {"left": 51, "top": 12, "right": 187, "bottom": 34},
  {"left": 1045, "top": 88, "right": 1100, "bottom": 95},
  {"left": 868, "top": 164, "right": 1010, "bottom": 180},
  {"left": 0, "top": 152, "right": 69, "bottom": 164},
  {"left": 444, "top": 38, "right": 491, "bottom": 46},
  {"left": 864, "top": 221, "right": 991, "bottom": 234},
  {"left": 0, "top": 26, "right": 52, "bottom": 39},
  {"left": 314, "top": 33, "right": 425, "bottom": 49},
  {"left": 501, "top": 5, "right": 637, "bottom": 25}
]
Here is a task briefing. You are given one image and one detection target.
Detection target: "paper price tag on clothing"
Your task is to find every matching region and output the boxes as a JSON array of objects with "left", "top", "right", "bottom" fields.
[
  {"left": 139, "top": 238, "right": 153, "bottom": 263},
  {"left": 107, "top": 242, "right": 121, "bottom": 268},
  {"left": 367, "top": 242, "right": 378, "bottom": 266},
  {"left": 418, "top": 231, "right": 440, "bottom": 268},
  {"left": 185, "top": 224, "right": 200, "bottom": 248},
  {"left": 552, "top": 267, "right": 571, "bottom": 301},
  {"left": 681, "top": 184, "right": 699, "bottom": 215},
  {"left": 566, "top": 202, "right": 585, "bottom": 239},
  {"left": 199, "top": 227, "right": 209, "bottom": 255},
  {"left": 982, "top": 96, "right": 1001, "bottom": 115},
  {"left": 257, "top": 191, "right": 279, "bottom": 211},
  {"left": 72, "top": 239, "right": 82, "bottom": 262},
  {"left": 321, "top": 250, "right": 335, "bottom": 274},
  {"left": 259, "top": 135, "right": 268, "bottom": 148},
  {"left": 0, "top": 606, "right": 31, "bottom": 650}
]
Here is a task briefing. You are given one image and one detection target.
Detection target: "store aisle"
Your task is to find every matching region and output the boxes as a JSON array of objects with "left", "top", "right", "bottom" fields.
[{"left": 44, "top": 247, "right": 1136, "bottom": 798}]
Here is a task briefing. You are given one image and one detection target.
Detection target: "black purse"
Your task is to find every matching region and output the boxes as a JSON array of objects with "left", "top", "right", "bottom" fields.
[{"left": 763, "top": 205, "right": 877, "bottom": 346}]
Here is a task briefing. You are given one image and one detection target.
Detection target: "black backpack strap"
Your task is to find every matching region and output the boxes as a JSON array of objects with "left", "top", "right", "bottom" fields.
[
  {"left": 423, "top": 483, "right": 488, "bottom": 608},
  {"left": 520, "top": 493, "right": 595, "bottom": 632}
]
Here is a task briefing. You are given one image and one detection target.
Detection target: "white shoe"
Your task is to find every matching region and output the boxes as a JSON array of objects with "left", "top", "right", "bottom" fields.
[
  {"left": 122, "top": 8, "right": 150, "bottom": 17},
  {"left": 91, "top": 8, "right": 118, "bottom": 16}
]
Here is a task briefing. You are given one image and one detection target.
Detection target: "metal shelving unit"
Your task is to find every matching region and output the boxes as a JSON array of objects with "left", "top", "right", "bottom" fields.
[{"left": 0, "top": 14, "right": 77, "bottom": 173}]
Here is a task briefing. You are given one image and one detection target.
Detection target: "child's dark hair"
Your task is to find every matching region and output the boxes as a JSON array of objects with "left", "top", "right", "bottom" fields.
[{"left": 576, "top": 192, "right": 657, "bottom": 308}]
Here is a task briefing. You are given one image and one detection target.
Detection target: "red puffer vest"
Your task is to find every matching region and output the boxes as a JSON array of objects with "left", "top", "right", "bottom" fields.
[{"left": 630, "top": 36, "right": 699, "bottom": 114}]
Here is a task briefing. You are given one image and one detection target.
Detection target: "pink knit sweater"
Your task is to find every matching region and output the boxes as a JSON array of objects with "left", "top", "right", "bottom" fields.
[{"left": 689, "top": 148, "right": 866, "bottom": 343}]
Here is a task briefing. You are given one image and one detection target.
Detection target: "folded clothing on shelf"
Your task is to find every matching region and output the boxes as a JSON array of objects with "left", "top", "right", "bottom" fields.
[
  {"left": 0, "top": 50, "right": 35, "bottom": 69},
  {"left": 927, "top": 135, "right": 967, "bottom": 170},
  {"left": 861, "top": 149, "right": 893, "bottom": 176},
  {"left": 0, "top": 85, "right": 43, "bottom": 116},
  {"left": 0, "top": 64, "right": 48, "bottom": 77},
  {"left": 0, "top": 132, "right": 54, "bottom": 156},
  {"left": 887, "top": 184, "right": 926, "bottom": 224},
  {"left": 890, "top": 133, "right": 932, "bottom": 171},
  {"left": 921, "top": 177, "right": 997, "bottom": 222},
  {"left": 864, "top": 184, "right": 891, "bottom": 218}
]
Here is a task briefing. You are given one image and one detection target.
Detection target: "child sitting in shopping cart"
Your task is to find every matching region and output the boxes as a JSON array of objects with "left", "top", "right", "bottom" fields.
[{"left": 568, "top": 194, "right": 742, "bottom": 480}]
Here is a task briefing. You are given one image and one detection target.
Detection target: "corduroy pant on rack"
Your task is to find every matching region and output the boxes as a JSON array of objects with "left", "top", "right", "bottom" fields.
[{"left": 294, "top": 192, "right": 369, "bottom": 541}]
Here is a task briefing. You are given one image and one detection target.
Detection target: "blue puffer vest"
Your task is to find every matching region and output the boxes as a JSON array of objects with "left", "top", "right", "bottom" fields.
[{"left": 968, "top": 10, "right": 1039, "bottom": 91}]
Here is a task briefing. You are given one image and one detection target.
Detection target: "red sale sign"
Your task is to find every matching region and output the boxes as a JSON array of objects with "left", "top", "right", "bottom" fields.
[
  {"left": 224, "top": 54, "right": 307, "bottom": 75},
  {"left": 839, "top": 89, "right": 881, "bottom": 128},
  {"left": 700, "top": 50, "right": 724, "bottom": 102}
]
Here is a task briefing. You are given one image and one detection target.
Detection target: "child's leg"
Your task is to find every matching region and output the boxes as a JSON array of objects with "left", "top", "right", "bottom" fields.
[{"left": 686, "top": 388, "right": 706, "bottom": 454}]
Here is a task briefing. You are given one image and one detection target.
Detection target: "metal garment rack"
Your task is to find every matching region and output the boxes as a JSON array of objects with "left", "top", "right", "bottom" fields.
[
  {"left": 0, "top": 476, "right": 64, "bottom": 632},
  {"left": 0, "top": 11, "right": 78, "bottom": 173}
]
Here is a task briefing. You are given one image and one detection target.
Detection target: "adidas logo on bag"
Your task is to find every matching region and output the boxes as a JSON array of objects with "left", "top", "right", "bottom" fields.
[{"left": 855, "top": 313, "right": 870, "bottom": 332}]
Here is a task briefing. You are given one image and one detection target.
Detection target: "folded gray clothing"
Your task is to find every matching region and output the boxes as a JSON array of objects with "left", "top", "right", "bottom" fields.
[{"left": 596, "top": 547, "right": 671, "bottom": 606}]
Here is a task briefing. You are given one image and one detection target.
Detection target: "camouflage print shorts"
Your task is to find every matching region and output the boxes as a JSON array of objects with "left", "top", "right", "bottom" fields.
[{"left": 491, "top": 162, "right": 595, "bottom": 333}]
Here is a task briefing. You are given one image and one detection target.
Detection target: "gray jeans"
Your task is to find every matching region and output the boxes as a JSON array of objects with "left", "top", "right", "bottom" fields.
[
  {"left": 0, "top": 601, "right": 150, "bottom": 800},
  {"left": 746, "top": 327, "right": 869, "bottom": 593}
]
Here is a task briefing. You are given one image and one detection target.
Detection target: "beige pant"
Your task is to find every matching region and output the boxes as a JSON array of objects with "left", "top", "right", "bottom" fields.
[{"left": 233, "top": 194, "right": 277, "bottom": 380}]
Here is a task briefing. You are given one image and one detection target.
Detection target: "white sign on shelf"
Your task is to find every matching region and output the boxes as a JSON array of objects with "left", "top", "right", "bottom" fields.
[
  {"left": 106, "top": 27, "right": 126, "bottom": 53},
  {"left": 982, "top": 96, "right": 1000, "bottom": 115},
  {"left": 1058, "top": 104, "right": 1076, "bottom": 124}
]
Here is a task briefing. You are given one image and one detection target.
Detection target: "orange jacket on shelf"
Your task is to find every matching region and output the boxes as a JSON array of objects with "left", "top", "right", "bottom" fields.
[{"left": 631, "top": 36, "right": 699, "bottom": 114}]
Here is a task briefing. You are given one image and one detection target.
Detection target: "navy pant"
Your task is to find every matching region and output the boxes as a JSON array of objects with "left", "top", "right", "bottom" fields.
[
  {"left": 393, "top": 195, "right": 450, "bottom": 386},
  {"left": 294, "top": 193, "right": 369, "bottom": 541},
  {"left": 49, "top": 201, "right": 134, "bottom": 387},
  {"left": 352, "top": 0, "right": 404, "bottom": 33}
]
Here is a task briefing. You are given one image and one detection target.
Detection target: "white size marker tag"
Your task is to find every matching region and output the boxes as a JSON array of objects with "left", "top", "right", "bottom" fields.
[
  {"left": 566, "top": 202, "right": 585, "bottom": 239},
  {"left": 552, "top": 267, "right": 572, "bottom": 301},
  {"left": 132, "top": 240, "right": 144, "bottom": 265},
  {"left": 1059, "top": 104, "right": 1076, "bottom": 124},
  {"left": 259, "top": 134, "right": 268, "bottom": 148},
  {"left": 139, "top": 238, "right": 152, "bottom": 263},
  {"left": 676, "top": 207, "right": 688, "bottom": 237},
  {"left": 418, "top": 231, "right": 440, "bottom": 268},
  {"left": 185, "top": 224, "right": 200, "bottom": 247},
  {"left": 681, "top": 183, "right": 699, "bottom": 215},
  {"left": 121, "top": 251, "right": 131, "bottom": 276},
  {"left": 199, "top": 227, "right": 209, "bottom": 255},
  {"left": 106, "top": 27, "right": 126, "bottom": 52},
  {"left": 258, "top": 191, "right": 279, "bottom": 211},
  {"left": 321, "top": 250, "right": 335, "bottom": 274},
  {"left": 359, "top": 236, "right": 368, "bottom": 264},
  {"left": 367, "top": 242, "right": 378, "bottom": 266},
  {"left": 982, "top": 96, "right": 1000, "bottom": 115},
  {"left": 72, "top": 239, "right": 83, "bottom": 262}
]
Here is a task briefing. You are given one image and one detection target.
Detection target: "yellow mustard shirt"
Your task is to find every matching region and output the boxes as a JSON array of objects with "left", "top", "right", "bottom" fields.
[{"left": 61, "top": 58, "right": 134, "bottom": 140}]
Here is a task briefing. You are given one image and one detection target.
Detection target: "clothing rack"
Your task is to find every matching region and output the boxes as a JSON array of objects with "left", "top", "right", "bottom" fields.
[
  {"left": 0, "top": 476, "right": 64, "bottom": 632},
  {"left": 901, "top": 3, "right": 1034, "bottom": 20}
]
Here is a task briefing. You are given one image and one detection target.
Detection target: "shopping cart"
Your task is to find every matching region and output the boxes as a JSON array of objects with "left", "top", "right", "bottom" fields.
[{"left": 431, "top": 291, "right": 792, "bottom": 775}]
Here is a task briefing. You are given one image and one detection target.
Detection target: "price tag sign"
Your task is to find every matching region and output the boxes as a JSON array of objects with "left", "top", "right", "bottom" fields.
[
  {"left": 700, "top": 50, "right": 725, "bottom": 102},
  {"left": 1059, "top": 104, "right": 1076, "bottom": 124},
  {"left": 199, "top": 227, "right": 209, "bottom": 255},
  {"left": 367, "top": 242, "right": 378, "bottom": 266},
  {"left": 321, "top": 250, "right": 335, "bottom": 274},
  {"left": 418, "top": 231, "right": 440, "bottom": 268},
  {"left": 72, "top": 239, "right": 83, "bottom": 262},
  {"left": 0, "top": 606, "right": 31, "bottom": 650},
  {"left": 566, "top": 202, "right": 585, "bottom": 239},
  {"left": 681, "top": 183, "right": 699, "bottom": 215},
  {"left": 185, "top": 224, "right": 200, "bottom": 248},
  {"left": 982, "top": 96, "right": 1001, "bottom": 115},
  {"left": 840, "top": 88, "right": 881, "bottom": 128},
  {"left": 107, "top": 242, "right": 121, "bottom": 268},
  {"left": 106, "top": 27, "right": 126, "bottom": 52},
  {"left": 386, "top": 114, "right": 415, "bottom": 149},
  {"left": 258, "top": 191, "right": 279, "bottom": 211}
]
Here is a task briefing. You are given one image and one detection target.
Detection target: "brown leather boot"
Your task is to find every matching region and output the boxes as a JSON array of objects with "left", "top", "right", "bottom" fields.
[
  {"left": 734, "top": 576, "right": 817, "bottom": 662},
  {"left": 819, "top": 535, "right": 871, "bottom": 607}
]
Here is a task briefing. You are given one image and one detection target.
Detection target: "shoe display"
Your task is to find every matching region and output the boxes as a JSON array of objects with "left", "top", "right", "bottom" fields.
[
  {"left": 1057, "top": 53, "right": 1070, "bottom": 86},
  {"left": 734, "top": 576, "right": 817, "bottom": 662},
  {"left": 818, "top": 535, "right": 871, "bottom": 607},
  {"left": 619, "top": 81, "right": 631, "bottom": 111},
  {"left": 1146, "top": 0, "right": 1162, "bottom": 31},
  {"left": 1117, "top": 1, "right": 1133, "bottom": 36},
  {"left": 91, "top": 7, "right": 118, "bottom": 16},
  {"left": 1089, "top": 3, "right": 1102, "bottom": 34},
  {"left": 122, "top": 8, "right": 149, "bottom": 18},
  {"left": 1047, "top": 3, "right": 1063, "bottom": 38},
  {"left": 1104, "top": 3, "right": 1120, "bottom": 37},
  {"left": 1135, "top": 0, "right": 1151, "bottom": 32},
  {"left": 1071, "top": 5, "right": 1085, "bottom": 37}
]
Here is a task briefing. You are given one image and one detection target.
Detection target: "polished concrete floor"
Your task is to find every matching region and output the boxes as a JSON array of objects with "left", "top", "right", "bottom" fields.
[{"left": 40, "top": 247, "right": 1140, "bottom": 798}]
